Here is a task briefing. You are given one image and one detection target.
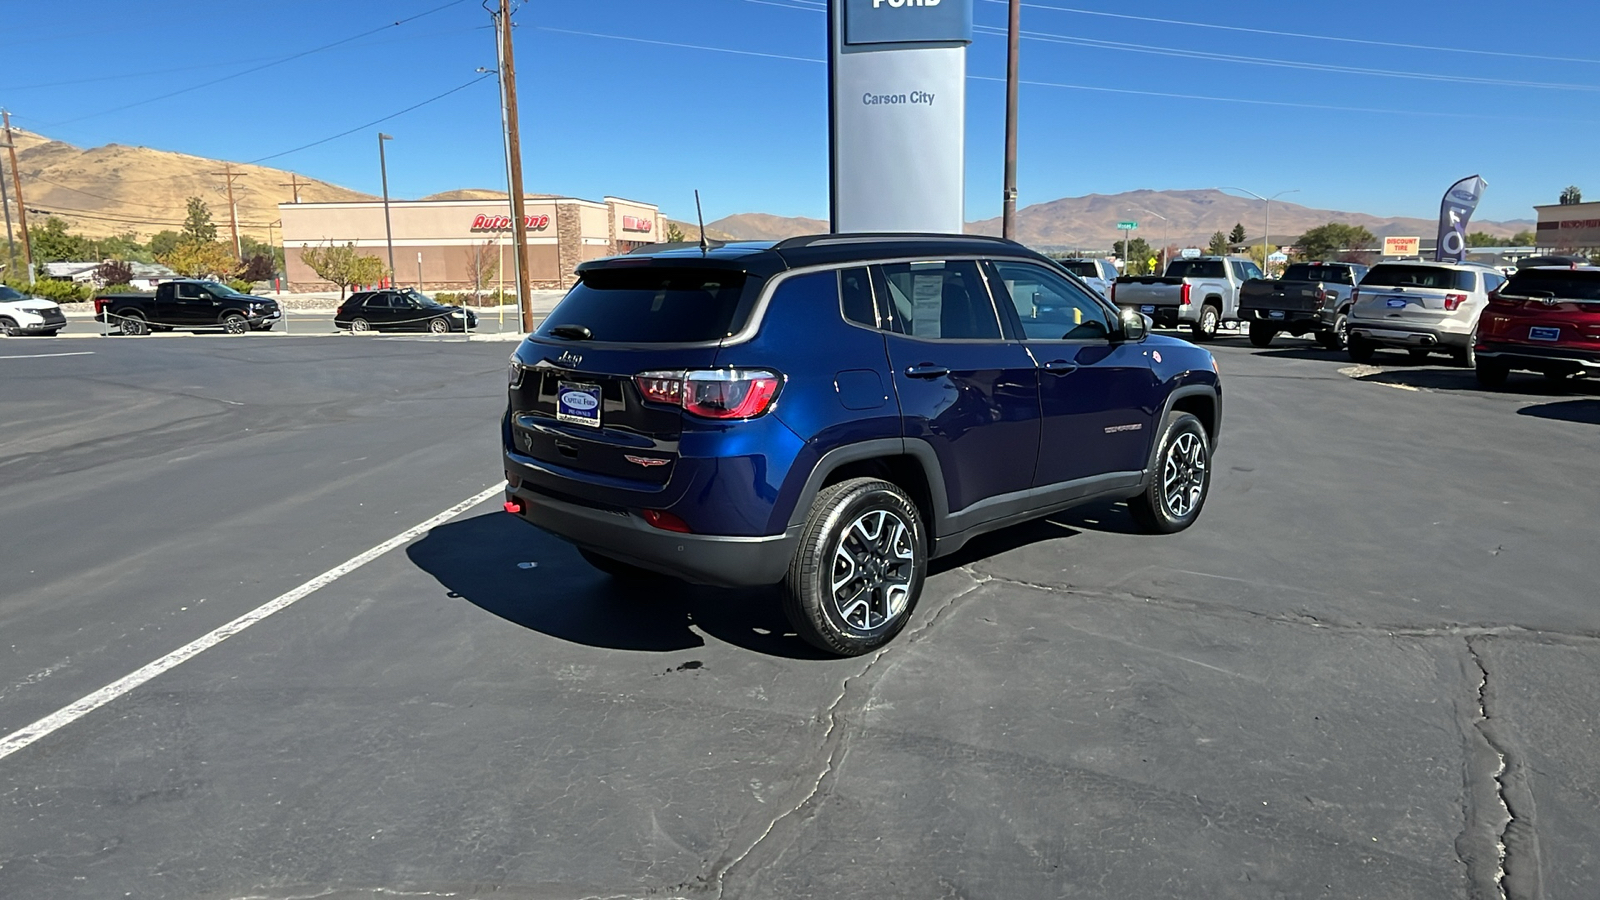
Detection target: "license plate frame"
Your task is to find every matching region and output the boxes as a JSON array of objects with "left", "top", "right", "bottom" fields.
[
  {"left": 556, "top": 381, "right": 603, "bottom": 428},
  {"left": 1140, "top": 304, "right": 1156, "bottom": 314},
  {"left": 1528, "top": 326, "right": 1561, "bottom": 342},
  {"left": 1386, "top": 298, "right": 1408, "bottom": 309},
  {"left": 1268, "top": 310, "right": 1286, "bottom": 319}
]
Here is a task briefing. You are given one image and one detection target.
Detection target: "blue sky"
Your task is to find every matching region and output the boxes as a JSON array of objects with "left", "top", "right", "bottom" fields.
[{"left": 3, "top": 0, "right": 1595, "bottom": 225}]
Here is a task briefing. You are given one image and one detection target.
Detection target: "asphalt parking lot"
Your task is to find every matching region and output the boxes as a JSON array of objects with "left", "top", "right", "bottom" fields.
[{"left": 2, "top": 332, "right": 1597, "bottom": 899}]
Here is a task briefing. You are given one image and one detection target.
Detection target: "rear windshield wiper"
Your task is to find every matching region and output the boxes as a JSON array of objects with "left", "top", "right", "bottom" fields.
[{"left": 548, "top": 324, "right": 593, "bottom": 341}]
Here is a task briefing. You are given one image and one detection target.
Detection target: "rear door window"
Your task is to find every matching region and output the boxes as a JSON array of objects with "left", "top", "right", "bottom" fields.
[
  {"left": 874, "top": 260, "right": 1001, "bottom": 340},
  {"left": 537, "top": 267, "right": 750, "bottom": 343},
  {"left": 838, "top": 267, "right": 878, "bottom": 328}
]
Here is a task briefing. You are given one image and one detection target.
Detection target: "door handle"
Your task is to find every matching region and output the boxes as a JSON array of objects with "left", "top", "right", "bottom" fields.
[
  {"left": 904, "top": 363, "right": 951, "bottom": 379},
  {"left": 1041, "top": 359, "right": 1079, "bottom": 374}
]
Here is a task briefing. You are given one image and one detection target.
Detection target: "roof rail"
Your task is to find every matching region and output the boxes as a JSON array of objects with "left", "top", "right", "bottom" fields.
[
  {"left": 773, "top": 232, "right": 1022, "bottom": 250},
  {"left": 627, "top": 240, "right": 726, "bottom": 254}
]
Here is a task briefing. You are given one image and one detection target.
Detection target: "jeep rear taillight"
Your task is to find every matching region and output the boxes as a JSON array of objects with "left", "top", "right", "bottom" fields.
[
  {"left": 1443, "top": 292, "right": 1469, "bottom": 311},
  {"left": 635, "top": 369, "right": 783, "bottom": 420},
  {"left": 1181, "top": 283, "right": 1192, "bottom": 306}
]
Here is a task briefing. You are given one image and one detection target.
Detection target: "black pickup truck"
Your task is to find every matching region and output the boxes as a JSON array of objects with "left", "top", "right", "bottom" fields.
[
  {"left": 1237, "top": 262, "right": 1367, "bottom": 349},
  {"left": 93, "top": 280, "right": 281, "bottom": 336}
]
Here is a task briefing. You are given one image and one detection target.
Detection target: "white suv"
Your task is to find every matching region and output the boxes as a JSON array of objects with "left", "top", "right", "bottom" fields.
[
  {"left": 1054, "top": 258, "right": 1120, "bottom": 297},
  {"left": 0, "top": 285, "right": 67, "bottom": 337},
  {"left": 1347, "top": 261, "right": 1506, "bottom": 366}
]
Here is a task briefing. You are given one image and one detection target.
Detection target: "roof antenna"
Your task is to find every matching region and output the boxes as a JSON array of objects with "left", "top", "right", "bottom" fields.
[{"left": 695, "top": 190, "right": 709, "bottom": 255}]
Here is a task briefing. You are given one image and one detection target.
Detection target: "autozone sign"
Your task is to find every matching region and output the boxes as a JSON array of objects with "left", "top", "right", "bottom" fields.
[
  {"left": 622, "top": 215, "right": 653, "bottom": 233},
  {"left": 471, "top": 214, "right": 550, "bottom": 231}
]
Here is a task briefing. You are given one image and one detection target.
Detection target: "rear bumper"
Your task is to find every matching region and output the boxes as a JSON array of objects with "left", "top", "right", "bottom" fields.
[
  {"left": 1239, "top": 307, "right": 1326, "bottom": 329},
  {"left": 1348, "top": 322, "right": 1470, "bottom": 349},
  {"left": 1476, "top": 341, "right": 1600, "bottom": 372},
  {"left": 1121, "top": 304, "right": 1192, "bottom": 327},
  {"left": 502, "top": 475, "right": 800, "bottom": 588}
]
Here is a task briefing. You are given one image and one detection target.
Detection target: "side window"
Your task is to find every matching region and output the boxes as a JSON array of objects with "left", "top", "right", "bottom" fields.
[
  {"left": 176, "top": 283, "right": 200, "bottom": 300},
  {"left": 1244, "top": 261, "right": 1264, "bottom": 280},
  {"left": 838, "top": 267, "right": 877, "bottom": 328},
  {"left": 990, "top": 260, "right": 1113, "bottom": 341},
  {"left": 367, "top": 294, "right": 390, "bottom": 309},
  {"left": 875, "top": 260, "right": 1000, "bottom": 340}
]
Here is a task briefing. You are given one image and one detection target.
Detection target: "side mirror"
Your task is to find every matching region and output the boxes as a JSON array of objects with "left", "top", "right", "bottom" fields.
[{"left": 1118, "top": 306, "right": 1149, "bottom": 342}]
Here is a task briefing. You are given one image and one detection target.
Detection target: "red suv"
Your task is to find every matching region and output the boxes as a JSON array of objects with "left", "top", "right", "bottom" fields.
[{"left": 1475, "top": 266, "right": 1600, "bottom": 388}]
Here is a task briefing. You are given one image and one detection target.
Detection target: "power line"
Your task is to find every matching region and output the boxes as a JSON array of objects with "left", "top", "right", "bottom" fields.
[
  {"left": 537, "top": 27, "right": 826, "bottom": 65},
  {"left": 976, "top": 0, "right": 1600, "bottom": 66},
  {"left": 49, "top": 0, "right": 477, "bottom": 127},
  {"left": 246, "top": 73, "right": 495, "bottom": 164}
]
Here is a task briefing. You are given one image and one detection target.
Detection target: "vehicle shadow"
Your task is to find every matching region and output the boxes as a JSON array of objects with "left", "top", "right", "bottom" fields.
[
  {"left": 1517, "top": 398, "right": 1600, "bottom": 426},
  {"left": 405, "top": 512, "right": 829, "bottom": 659},
  {"left": 929, "top": 499, "right": 1129, "bottom": 574}
]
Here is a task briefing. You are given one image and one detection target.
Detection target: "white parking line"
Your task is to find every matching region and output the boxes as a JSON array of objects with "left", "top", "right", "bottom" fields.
[
  {"left": 0, "top": 351, "right": 96, "bottom": 360},
  {"left": 0, "top": 483, "right": 506, "bottom": 763}
]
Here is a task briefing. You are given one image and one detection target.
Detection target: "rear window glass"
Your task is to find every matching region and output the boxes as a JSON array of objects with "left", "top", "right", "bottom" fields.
[
  {"left": 1057, "top": 261, "right": 1102, "bottom": 278},
  {"left": 1283, "top": 263, "right": 1355, "bottom": 284},
  {"left": 1504, "top": 268, "right": 1600, "bottom": 301},
  {"left": 537, "top": 268, "right": 749, "bottom": 343},
  {"left": 1360, "top": 265, "right": 1475, "bottom": 291},
  {"left": 1165, "top": 260, "right": 1225, "bottom": 279}
]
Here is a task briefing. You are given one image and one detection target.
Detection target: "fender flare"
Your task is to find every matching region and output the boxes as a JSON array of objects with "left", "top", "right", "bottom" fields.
[
  {"left": 1142, "top": 383, "right": 1222, "bottom": 485},
  {"left": 784, "top": 437, "right": 951, "bottom": 535}
]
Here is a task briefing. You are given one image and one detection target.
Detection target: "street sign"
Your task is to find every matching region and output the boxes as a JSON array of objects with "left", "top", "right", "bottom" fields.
[{"left": 1117, "top": 221, "right": 1138, "bottom": 229}]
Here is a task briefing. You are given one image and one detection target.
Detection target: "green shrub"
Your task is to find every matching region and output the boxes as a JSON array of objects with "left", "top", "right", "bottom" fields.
[
  {"left": 102, "top": 283, "right": 136, "bottom": 294},
  {"left": 226, "top": 279, "right": 256, "bottom": 294},
  {"left": 432, "top": 291, "right": 460, "bottom": 305},
  {"left": 2, "top": 278, "right": 91, "bottom": 302}
]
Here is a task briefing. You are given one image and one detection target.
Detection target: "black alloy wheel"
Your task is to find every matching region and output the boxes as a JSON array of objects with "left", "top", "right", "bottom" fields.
[
  {"left": 428, "top": 316, "right": 450, "bottom": 334},
  {"left": 118, "top": 311, "right": 149, "bottom": 336},
  {"left": 1128, "top": 412, "right": 1212, "bottom": 535},
  {"left": 1318, "top": 311, "right": 1349, "bottom": 350},
  {"left": 222, "top": 313, "right": 249, "bottom": 335},
  {"left": 783, "top": 478, "right": 925, "bottom": 656}
]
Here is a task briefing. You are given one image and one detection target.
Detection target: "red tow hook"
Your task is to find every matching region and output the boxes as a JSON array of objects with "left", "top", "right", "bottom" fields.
[{"left": 503, "top": 499, "right": 524, "bottom": 514}]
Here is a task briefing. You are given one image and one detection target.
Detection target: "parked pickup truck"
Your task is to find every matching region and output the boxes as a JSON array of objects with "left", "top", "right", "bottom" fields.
[
  {"left": 94, "top": 280, "right": 281, "bottom": 336},
  {"left": 1053, "top": 258, "right": 1120, "bottom": 297},
  {"left": 1111, "top": 256, "right": 1263, "bottom": 341},
  {"left": 1237, "top": 261, "right": 1368, "bottom": 349}
]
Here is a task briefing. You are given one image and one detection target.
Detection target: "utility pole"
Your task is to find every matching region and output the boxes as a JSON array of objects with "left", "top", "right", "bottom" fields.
[
  {"left": 2, "top": 109, "right": 34, "bottom": 284},
  {"left": 210, "top": 163, "right": 243, "bottom": 258},
  {"left": 1001, "top": 0, "right": 1020, "bottom": 240},
  {"left": 279, "top": 174, "right": 302, "bottom": 204},
  {"left": 378, "top": 132, "right": 396, "bottom": 287},
  {"left": 0, "top": 142, "right": 14, "bottom": 269},
  {"left": 498, "top": 0, "right": 534, "bottom": 331}
]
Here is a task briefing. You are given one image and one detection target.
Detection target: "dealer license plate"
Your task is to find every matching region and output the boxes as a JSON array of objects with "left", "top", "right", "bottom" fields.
[
  {"left": 556, "top": 382, "right": 602, "bottom": 428},
  {"left": 1140, "top": 305, "right": 1156, "bottom": 313},
  {"left": 1528, "top": 326, "right": 1561, "bottom": 342},
  {"left": 1268, "top": 310, "right": 1286, "bottom": 319}
]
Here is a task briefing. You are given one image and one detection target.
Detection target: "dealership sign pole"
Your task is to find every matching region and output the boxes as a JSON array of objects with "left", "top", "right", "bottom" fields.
[{"left": 830, "top": 0, "right": 974, "bottom": 234}]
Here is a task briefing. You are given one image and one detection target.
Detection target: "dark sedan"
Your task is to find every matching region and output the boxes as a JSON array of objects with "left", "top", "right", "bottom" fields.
[{"left": 334, "top": 289, "right": 477, "bottom": 334}]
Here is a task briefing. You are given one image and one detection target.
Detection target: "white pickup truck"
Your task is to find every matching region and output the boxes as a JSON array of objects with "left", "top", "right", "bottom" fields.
[{"left": 1110, "top": 256, "right": 1262, "bottom": 341}]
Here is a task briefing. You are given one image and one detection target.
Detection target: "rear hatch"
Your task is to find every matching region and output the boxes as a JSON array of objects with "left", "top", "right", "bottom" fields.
[
  {"left": 508, "top": 265, "right": 753, "bottom": 488},
  {"left": 1353, "top": 264, "right": 1477, "bottom": 329},
  {"left": 1482, "top": 268, "right": 1600, "bottom": 353}
]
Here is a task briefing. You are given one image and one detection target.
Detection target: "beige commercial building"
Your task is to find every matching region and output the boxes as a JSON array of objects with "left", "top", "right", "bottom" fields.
[
  {"left": 1534, "top": 200, "right": 1600, "bottom": 252},
  {"left": 278, "top": 195, "right": 663, "bottom": 292}
]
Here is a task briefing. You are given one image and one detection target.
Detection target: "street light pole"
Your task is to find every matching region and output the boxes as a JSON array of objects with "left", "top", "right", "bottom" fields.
[
  {"left": 1219, "top": 186, "right": 1298, "bottom": 271},
  {"left": 378, "top": 132, "right": 396, "bottom": 287},
  {"left": 1128, "top": 206, "right": 1168, "bottom": 273},
  {"left": 1001, "top": 0, "right": 1020, "bottom": 240}
]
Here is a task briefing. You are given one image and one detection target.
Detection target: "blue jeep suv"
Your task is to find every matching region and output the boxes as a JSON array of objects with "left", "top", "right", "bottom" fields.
[{"left": 502, "top": 234, "right": 1222, "bottom": 655}]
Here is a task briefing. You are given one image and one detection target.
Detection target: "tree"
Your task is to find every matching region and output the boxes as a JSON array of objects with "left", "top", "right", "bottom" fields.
[
  {"left": 300, "top": 241, "right": 387, "bottom": 299},
  {"left": 464, "top": 240, "right": 499, "bottom": 298},
  {"left": 1112, "top": 237, "right": 1154, "bottom": 274},
  {"left": 31, "top": 218, "right": 92, "bottom": 263},
  {"left": 239, "top": 235, "right": 284, "bottom": 271},
  {"left": 1560, "top": 185, "right": 1582, "bottom": 206},
  {"left": 1508, "top": 230, "right": 1537, "bottom": 247},
  {"left": 1207, "top": 231, "right": 1231, "bottom": 256},
  {"left": 94, "top": 259, "right": 134, "bottom": 286},
  {"left": 149, "top": 230, "right": 183, "bottom": 259},
  {"left": 663, "top": 222, "right": 687, "bottom": 243},
  {"left": 1466, "top": 231, "right": 1499, "bottom": 248},
  {"left": 158, "top": 240, "right": 241, "bottom": 279},
  {"left": 239, "top": 254, "right": 277, "bottom": 283},
  {"left": 1296, "top": 223, "right": 1374, "bottom": 261},
  {"left": 182, "top": 197, "right": 218, "bottom": 244},
  {"left": 1229, "top": 223, "right": 1247, "bottom": 245}
]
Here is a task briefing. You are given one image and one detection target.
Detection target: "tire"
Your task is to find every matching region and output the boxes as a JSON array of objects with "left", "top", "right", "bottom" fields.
[
  {"left": 350, "top": 318, "right": 371, "bottom": 334},
  {"left": 1475, "top": 360, "right": 1510, "bottom": 389},
  {"left": 782, "top": 478, "right": 926, "bottom": 657},
  {"left": 1248, "top": 325, "right": 1275, "bottom": 348},
  {"left": 1452, "top": 328, "right": 1478, "bottom": 368},
  {"left": 1347, "top": 334, "right": 1374, "bottom": 363},
  {"left": 118, "top": 311, "right": 149, "bottom": 336},
  {"left": 1128, "top": 412, "right": 1212, "bottom": 535},
  {"left": 578, "top": 548, "right": 669, "bottom": 583},
  {"left": 1317, "top": 311, "right": 1349, "bottom": 350},
  {"left": 222, "top": 312, "right": 249, "bottom": 335},
  {"left": 1190, "top": 304, "right": 1220, "bottom": 342},
  {"left": 428, "top": 316, "right": 450, "bottom": 334},
  {"left": 1407, "top": 347, "right": 1433, "bottom": 363},
  {"left": 0, "top": 317, "right": 18, "bottom": 337}
]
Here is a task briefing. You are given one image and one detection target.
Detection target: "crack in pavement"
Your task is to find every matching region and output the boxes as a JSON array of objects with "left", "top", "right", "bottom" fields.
[
  {"left": 1462, "top": 637, "right": 1545, "bottom": 900},
  {"left": 702, "top": 572, "right": 994, "bottom": 898}
]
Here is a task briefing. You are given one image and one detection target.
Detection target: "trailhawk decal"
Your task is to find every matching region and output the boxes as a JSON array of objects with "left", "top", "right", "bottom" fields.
[{"left": 1104, "top": 424, "right": 1144, "bottom": 434}]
